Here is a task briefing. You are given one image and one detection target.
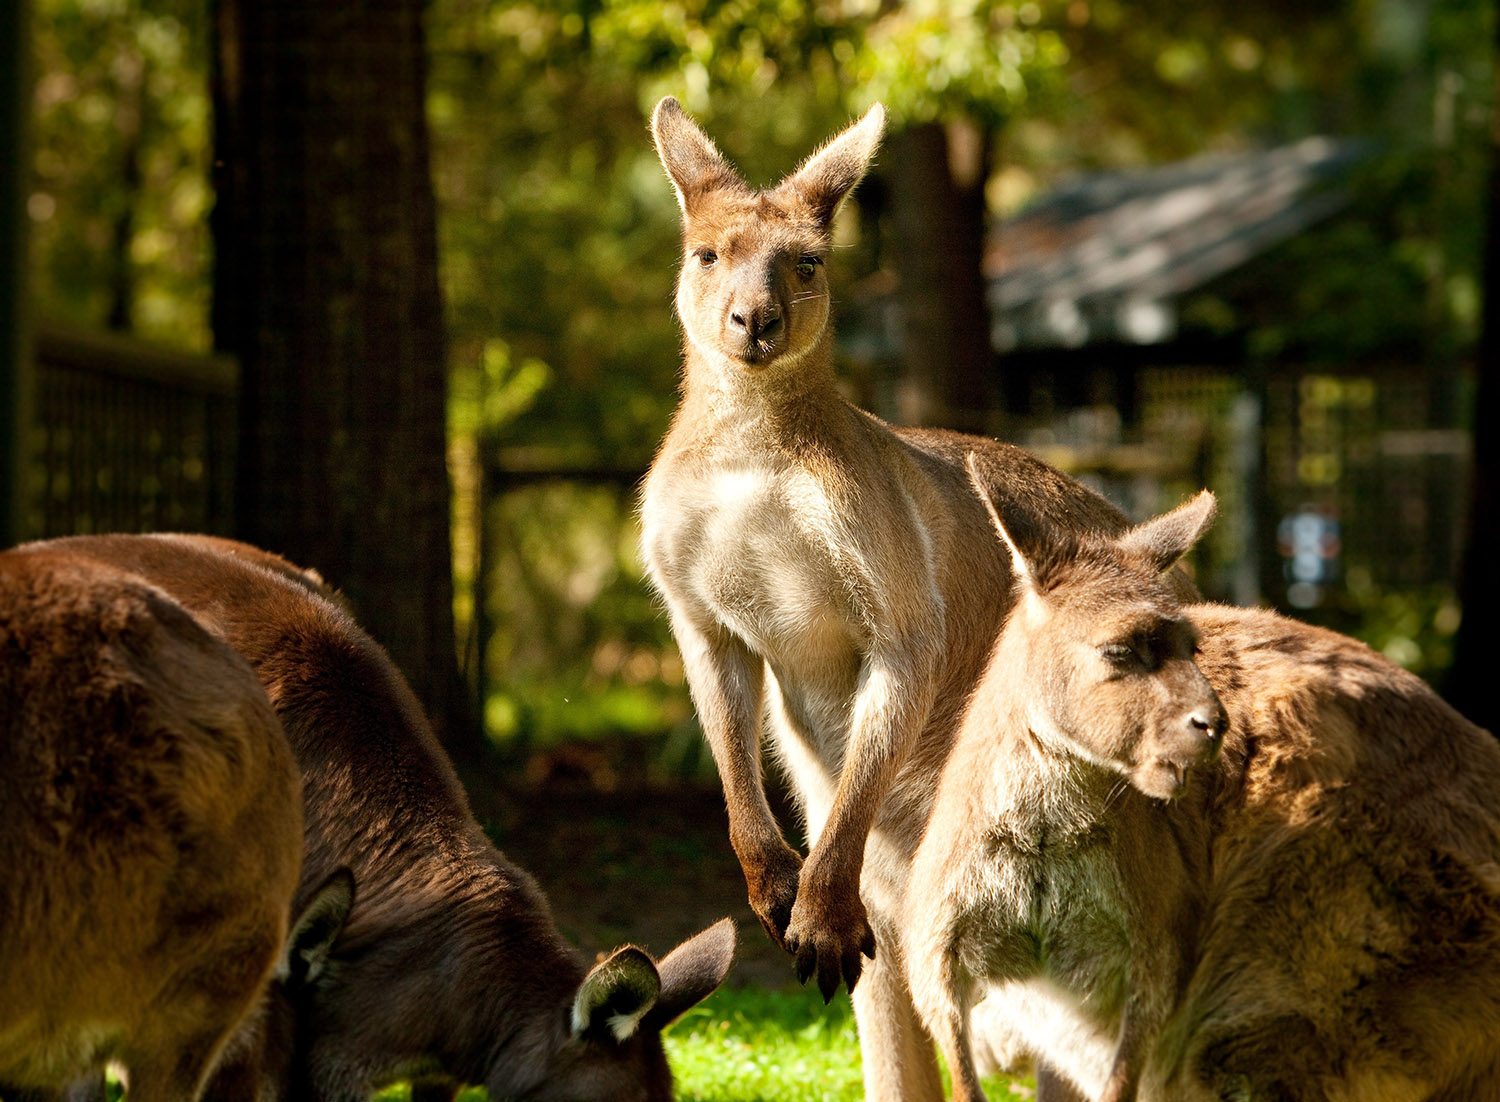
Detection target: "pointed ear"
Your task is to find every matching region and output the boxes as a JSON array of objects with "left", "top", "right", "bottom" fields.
[
  {"left": 571, "top": 946, "right": 661, "bottom": 1042},
  {"left": 277, "top": 868, "right": 354, "bottom": 987},
  {"left": 966, "top": 453, "right": 1038, "bottom": 588},
  {"left": 776, "top": 103, "right": 886, "bottom": 226},
  {"left": 652, "top": 97, "right": 749, "bottom": 215},
  {"left": 1117, "top": 490, "right": 1217, "bottom": 575},
  {"left": 645, "top": 918, "right": 735, "bottom": 1030}
]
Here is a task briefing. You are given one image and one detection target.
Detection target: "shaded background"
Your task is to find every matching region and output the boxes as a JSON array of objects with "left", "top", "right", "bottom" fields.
[{"left": 3, "top": 3, "right": 1498, "bottom": 967}]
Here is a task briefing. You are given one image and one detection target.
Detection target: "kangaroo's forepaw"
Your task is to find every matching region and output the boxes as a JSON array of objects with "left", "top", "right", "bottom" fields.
[
  {"left": 744, "top": 845, "right": 803, "bottom": 950},
  {"left": 784, "top": 880, "right": 877, "bottom": 1001}
]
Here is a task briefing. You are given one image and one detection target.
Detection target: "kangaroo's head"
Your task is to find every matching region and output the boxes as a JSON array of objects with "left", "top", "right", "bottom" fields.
[
  {"left": 970, "top": 460, "right": 1228, "bottom": 800},
  {"left": 652, "top": 97, "right": 885, "bottom": 380},
  {"left": 499, "top": 917, "right": 737, "bottom": 1102}
]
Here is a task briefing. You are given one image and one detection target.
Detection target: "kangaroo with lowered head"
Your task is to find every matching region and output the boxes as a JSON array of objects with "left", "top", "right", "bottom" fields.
[
  {"left": 30, "top": 533, "right": 735, "bottom": 1102},
  {"left": 908, "top": 474, "right": 1500, "bottom": 1101},
  {"left": 641, "top": 98, "right": 1183, "bottom": 1101},
  {"left": 0, "top": 545, "right": 316, "bottom": 1101}
]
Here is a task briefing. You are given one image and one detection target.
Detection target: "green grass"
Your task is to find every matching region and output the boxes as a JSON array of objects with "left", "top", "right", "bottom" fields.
[
  {"left": 667, "top": 984, "right": 864, "bottom": 1101},
  {"left": 667, "top": 984, "right": 1036, "bottom": 1102},
  {"left": 376, "top": 982, "right": 1038, "bottom": 1101}
]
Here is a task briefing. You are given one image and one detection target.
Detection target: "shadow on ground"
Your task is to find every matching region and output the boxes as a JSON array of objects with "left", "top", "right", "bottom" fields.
[{"left": 488, "top": 781, "right": 800, "bottom": 990}]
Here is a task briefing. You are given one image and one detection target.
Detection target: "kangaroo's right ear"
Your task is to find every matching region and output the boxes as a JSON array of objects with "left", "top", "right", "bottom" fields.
[
  {"left": 778, "top": 102, "right": 886, "bottom": 227},
  {"left": 1117, "top": 490, "right": 1217, "bottom": 575},
  {"left": 966, "top": 454, "right": 1037, "bottom": 589},
  {"left": 277, "top": 868, "right": 355, "bottom": 988},
  {"left": 652, "top": 97, "right": 749, "bottom": 215},
  {"left": 646, "top": 917, "right": 736, "bottom": 1030}
]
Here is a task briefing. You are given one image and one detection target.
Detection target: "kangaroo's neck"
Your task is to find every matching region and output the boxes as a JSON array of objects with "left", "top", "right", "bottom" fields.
[
  {"left": 993, "top": 733, "right": 1127, "bottom": 852},
  {"left": 675, "top": 329, "right": 845, "bottom": 449}
]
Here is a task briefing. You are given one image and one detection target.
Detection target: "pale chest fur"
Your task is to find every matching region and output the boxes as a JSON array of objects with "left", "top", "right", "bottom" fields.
[
  {"left": 949, "top": 746, "right": 1194, "bottom": 1094},
  {"left": 975, "top": 795, "right": 1137, "bottom": 1009},
  {"left": 642, "top": 456, "right": 870, "bottom": 697},
  {"left": 959, "top": 795, "right": 1141, "bottom": 1097}
]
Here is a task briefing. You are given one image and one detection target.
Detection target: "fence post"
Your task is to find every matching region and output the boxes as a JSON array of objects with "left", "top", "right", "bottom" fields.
[{"left": 0, "top": 0, "right": 32, "bottom": 548}]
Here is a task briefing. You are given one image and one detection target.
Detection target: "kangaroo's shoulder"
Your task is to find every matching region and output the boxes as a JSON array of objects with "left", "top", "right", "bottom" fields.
[{"left": 891, "top": 425, "right": 1131, "bottom": 536}]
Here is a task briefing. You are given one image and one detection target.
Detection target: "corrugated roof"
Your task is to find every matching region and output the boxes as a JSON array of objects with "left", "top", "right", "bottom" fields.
[{"left": 987, "top": 137, "right": 1367, "bottom": 350}]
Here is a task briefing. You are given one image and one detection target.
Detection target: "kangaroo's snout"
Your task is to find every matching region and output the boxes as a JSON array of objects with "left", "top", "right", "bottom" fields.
[
  {"left": 730, "top": 302, "right": 783, "bottom": 342},
  {"left": 1137, "top": 691, "right": 1227, "bottom": 801}
]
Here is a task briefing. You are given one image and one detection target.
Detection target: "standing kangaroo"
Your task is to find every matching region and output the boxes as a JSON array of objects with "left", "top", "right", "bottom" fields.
[
  {"left": 0, "top": 546, "right": 305, "bottom": 1101},
  {"left": 908, "top": 477, "right": 1500, "bottom": 1101},
  {"left": 641, "top": 97, "right": 1174, "bottom": 1101},
  {"left": 34, "top": 533, "right": 735, "bottom": 1102}
]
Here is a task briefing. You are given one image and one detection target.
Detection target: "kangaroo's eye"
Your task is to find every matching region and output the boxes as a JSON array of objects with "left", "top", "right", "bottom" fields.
[
  {"left": 1101, "top": 643, "right": 1138, "bottom": 666},
  {"left": 796, "top": 255, "right": 821, "bottom": 279},
  {"left": 697, "top": 249, "right": 718, "bottom": 267}
]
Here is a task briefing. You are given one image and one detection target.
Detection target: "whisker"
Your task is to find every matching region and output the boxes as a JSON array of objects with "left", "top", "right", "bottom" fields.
[{"left": 1102, "top": 776, "right": 1131, "bottom": 814}]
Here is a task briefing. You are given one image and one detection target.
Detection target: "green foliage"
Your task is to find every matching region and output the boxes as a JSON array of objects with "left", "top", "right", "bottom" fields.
[
  {"left": 30, "top": 0, "right": 212, "bottom": 346},
  {"left": 475, "top": 480, "right": 692, "bottom": 754}
]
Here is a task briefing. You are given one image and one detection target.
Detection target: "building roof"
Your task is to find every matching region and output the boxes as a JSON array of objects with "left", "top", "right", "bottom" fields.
[{"left": 986, "top": 137, "right": 1367, "bottom": 351}]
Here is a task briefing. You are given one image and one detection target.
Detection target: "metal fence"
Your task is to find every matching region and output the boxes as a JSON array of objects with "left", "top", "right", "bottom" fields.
[
  {"left": 1006, "top": 361, "right": 1472, "bottom": 615},
  {"left": 27, "top": 322, "right": 238, "bottom": 539}
]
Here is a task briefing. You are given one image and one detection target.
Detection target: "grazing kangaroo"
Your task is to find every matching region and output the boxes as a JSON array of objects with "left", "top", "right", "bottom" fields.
[
  {"left": 641, "top": 97, "right": 1183, "bottom": 1101},
  {"left": 908, "top": 476, "right": 1500, "bottom": 1101},
  {"left": 35, "top": 533, "right": 734, "bottom": 1102},
  {"left": 0, "top": 546, "right": 304, "bottom": 1101}
]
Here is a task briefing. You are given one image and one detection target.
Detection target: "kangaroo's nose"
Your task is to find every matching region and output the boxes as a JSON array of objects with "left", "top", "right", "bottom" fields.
[
  {"left": 730, "top": 306, "right": 782, "bottom": 341},
  {"left": 1187, "top": 704, "right": 1227, "bottom": 752}
]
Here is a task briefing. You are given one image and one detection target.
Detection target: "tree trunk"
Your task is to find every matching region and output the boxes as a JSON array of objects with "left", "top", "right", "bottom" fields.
[
  {"left": 1, "top": 0, "right": 32, "bottom": 548},
  {"left": 885, "top": 118, "right": 995, "bottom": 433},
  {"left": 210, "top": 0, "right": 492, "bottom": 786},
  {"left": 1447, "top": 15, "right": 1500, "bottom": 734}
]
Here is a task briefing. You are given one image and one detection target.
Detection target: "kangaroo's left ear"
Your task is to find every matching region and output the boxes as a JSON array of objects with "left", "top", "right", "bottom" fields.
[
  {"left": 1117, "top": 491, "right": 1217, "bottom": 575},
  {"left": 776, "top": 103, "right": 886, "bottom": 227},
  {"left": 277, "top": 868, "right": 355, "bottom": 987},
  {"left": 652, "top": 96, "right": 751, "bottom": 216}
]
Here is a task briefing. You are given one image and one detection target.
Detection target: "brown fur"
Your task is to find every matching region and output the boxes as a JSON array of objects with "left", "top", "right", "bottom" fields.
[
  {"left": 908, "top": 490, "right": 1500, "bottom": 1102},
  {"left": 640, "top": 98, "right": 1184, "bottom": 1102},
  {"left": 25, "top": 534, "right": 734, "bottom": 1102},
  {"left": 0, "top": 547, "right": 303, "bottom": 1101}
]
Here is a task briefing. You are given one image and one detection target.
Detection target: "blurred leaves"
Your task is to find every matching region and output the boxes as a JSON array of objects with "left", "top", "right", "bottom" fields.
[{"left": 31, "top": 0, "right": 211, "bottom": 346}]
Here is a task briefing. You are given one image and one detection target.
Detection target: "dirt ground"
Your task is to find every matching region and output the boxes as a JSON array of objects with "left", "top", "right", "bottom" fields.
[{"left": 488, "top": 780, "right": 801, "bottom": 990}]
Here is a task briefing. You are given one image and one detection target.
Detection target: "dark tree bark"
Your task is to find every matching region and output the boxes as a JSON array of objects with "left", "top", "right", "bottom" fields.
[
  {"left": 1447, "top": 14, "right": 1500, "bottom": 734},
  {"left": 210, "top": 0, "right": 490, "bottom": 783},
  {"left": 0, "top": 0, "right": 30, "bottom": 549},
  {"left": 885, "top": 118, "right": 995, "bottom": 433}
]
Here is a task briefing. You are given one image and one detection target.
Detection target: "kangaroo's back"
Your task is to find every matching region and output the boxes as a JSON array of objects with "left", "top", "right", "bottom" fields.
[
  {"left": 32, "top": 534, "right": 502, "bottom": 910},
  {"left": 1161, "top": 603, "right": 1500, "bottom": 1098},
  {"left": 0, "top": 545, "right": 303, "bottom": 1099}
]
